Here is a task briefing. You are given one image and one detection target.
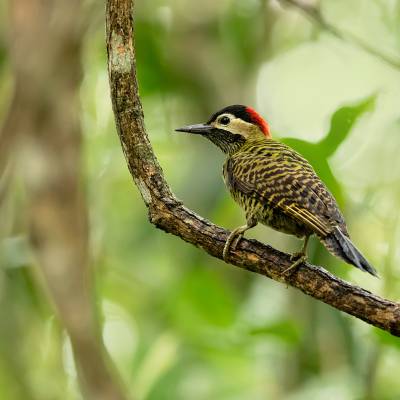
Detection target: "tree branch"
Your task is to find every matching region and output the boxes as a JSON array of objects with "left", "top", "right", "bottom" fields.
[
  {"left": 106, "top": 0, "right": 400, "bottom": 337},
  {"left": 278, "top": 0, "right": 400, "bottom": 70}
]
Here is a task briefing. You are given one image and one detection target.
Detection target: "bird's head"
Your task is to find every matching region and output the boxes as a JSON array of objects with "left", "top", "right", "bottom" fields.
[{"left": 175, "top": 105, "right": 271, "bottom": 154}]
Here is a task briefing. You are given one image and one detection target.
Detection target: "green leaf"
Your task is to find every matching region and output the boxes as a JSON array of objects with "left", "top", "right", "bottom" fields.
[
  {"left": 319, "top": 95, "right": 376, "bottom": 157},
  {"left": 281, "top": 95, "right": 375, "bottom": 207}
]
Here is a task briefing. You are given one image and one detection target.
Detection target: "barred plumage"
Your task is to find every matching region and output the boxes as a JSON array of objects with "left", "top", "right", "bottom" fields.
[
  {"left": 176, "top": 105, "right": 377, "bottom": 276},
  {"left": 223, "top": 139, "right": 346, "bottom": 238}
]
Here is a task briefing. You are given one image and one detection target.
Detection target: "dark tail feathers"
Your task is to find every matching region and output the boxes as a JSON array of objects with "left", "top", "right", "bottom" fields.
[{"left": 321, "top": 226, "right": 378, "bottom": 277}]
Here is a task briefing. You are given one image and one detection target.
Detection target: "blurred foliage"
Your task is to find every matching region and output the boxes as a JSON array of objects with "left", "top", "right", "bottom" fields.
[
  {"left": 282, "top": 95, "right": 376, "bottom": 206},
  {"left": 1, "top": 0, "right": 400, "bottom": 399}
]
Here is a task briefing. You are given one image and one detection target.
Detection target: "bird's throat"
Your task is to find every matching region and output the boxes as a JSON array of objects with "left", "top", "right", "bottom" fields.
[{"left": 204, "top": 129, "right": 246, "bottom": 155}]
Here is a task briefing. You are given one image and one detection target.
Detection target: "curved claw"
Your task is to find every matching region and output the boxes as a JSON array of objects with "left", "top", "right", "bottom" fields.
[
  {"left": 231, "top": 234, "right": 243, "bottom": 252},
  {"left": 290, "top": 251, "right": 304, "bottom": 261},
  {"left": 283, "top": 254, "right": 307, "bottom": 275},
  {"left": 223, "top": 231, "right": 242, "bottom": 261},
  {"left": 223, "top": 219, "right": 258, "bottom": 262},
  {"left": 283, "top": 235, "right": 310, "bottom": 275}
]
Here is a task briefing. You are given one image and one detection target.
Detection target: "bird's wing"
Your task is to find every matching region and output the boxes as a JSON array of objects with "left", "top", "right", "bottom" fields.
[{"left": 226, "top": 146, "right": 346, "bottom": 238}]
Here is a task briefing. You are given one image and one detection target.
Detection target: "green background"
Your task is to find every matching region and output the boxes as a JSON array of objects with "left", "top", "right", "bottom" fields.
[{"left": 1, "top": 0, "right": 400, "bottom": 399}]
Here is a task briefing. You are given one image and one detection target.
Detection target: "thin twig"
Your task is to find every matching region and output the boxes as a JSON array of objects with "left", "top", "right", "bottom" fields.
[
  {"left": 278, "top": 0, "right": 400, "bottom": 70},
  {"left": 106, "top": 0, "right": 400, "bottom": 337}
]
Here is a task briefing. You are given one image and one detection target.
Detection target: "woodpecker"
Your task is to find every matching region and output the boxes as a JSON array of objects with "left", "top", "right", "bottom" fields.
[{"left": 176, "top": 104, "right": 377, "bottom": 276}]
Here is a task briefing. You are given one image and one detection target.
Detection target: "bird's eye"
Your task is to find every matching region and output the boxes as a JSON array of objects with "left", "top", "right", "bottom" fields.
[{"left": 219, "top": 116, "right": 230, "bottom": 125}]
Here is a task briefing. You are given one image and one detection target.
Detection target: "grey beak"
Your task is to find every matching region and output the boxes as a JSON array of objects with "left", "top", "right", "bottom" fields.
[{"left": 175, "top": 123, "right": 213, "bottom": 134}]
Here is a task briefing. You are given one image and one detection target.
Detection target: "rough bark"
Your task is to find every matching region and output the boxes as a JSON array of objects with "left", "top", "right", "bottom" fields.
[{"left": 106, "top": 0, "right": 400, "bottom": 337}]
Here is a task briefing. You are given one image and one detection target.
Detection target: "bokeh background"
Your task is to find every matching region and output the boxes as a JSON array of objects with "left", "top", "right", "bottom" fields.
[{"left": 1, "top": 0, "right": 400, "bottom": 399}]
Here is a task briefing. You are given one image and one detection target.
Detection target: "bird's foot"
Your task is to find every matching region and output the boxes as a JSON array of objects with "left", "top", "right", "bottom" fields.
[
  {"left": 223, "top": 233, "right": 243, "bottom": 261},
  {"left": 282, "top": 253, "right": 307, "bottom": 275},
  {"left": 222, "top": 220, "right": 256, "bottom": 262},
  {"left": 290, "top": 251, "right": 305, "bottom": 261}
]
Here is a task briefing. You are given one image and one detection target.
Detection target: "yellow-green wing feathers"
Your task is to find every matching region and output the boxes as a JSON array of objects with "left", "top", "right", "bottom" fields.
[{"left": 225, "top": 140, "right": 347, "bottom": 238}]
